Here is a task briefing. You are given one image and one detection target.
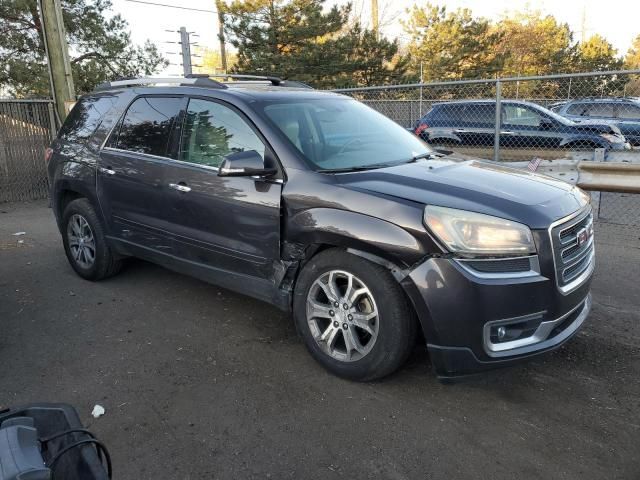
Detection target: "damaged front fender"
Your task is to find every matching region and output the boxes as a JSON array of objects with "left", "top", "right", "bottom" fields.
[{"left": 286, "top": 207, "right": 429, "bottom": 270}]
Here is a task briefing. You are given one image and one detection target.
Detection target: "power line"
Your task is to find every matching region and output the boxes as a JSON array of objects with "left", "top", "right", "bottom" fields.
[{"left": 123, "top": 0, "right": 216, "bottom": 13}]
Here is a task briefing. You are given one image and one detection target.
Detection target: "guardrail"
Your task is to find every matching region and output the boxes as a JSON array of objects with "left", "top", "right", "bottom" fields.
[{"left": 577, "top": 162, "right": 640, "bottom": 194}]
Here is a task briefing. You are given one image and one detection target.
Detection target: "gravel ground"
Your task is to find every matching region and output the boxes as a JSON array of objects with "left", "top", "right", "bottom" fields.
[{"left": 1, "top": 200, "right": 639, "bottom": 480}]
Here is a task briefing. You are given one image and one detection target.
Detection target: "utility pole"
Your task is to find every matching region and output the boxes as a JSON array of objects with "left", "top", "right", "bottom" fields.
[
  {"left": 371, "top": 0, "right": 379, "bottom": 41},
  {"left": 40, "top": 0, "right": 75, "bottom": 122},
  {"left": 216, "top": 1, "right": 228, "bottom": 73},
  {"left": 580, "top": 6, "right": 587, "bottom": 43},
  {"left": 179, "top": 27, "right": 193, "bottom": 76}
]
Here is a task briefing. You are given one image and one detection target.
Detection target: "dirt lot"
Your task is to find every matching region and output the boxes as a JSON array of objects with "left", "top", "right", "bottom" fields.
[{"left": 1, "top": 201, "right": 639, "bottom": 480}]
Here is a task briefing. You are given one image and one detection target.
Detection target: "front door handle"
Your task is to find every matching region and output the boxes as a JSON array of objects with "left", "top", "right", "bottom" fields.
[
  {"left": 169, "top": 183, "right": 191, "bottom": 193},
  {"left": 453, "top": 129, "right": 466, "bottom": 133},
  {"left": 99, "top": 167, "right": 116, "bottom": 175},
  {"left": 500, "top": 130, "right": 515, "bottom": 135}
]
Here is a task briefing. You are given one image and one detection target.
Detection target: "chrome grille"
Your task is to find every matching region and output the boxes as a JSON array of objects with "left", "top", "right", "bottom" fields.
[{"left": 550, "top": 208, "right": 595, "bottom": 293}]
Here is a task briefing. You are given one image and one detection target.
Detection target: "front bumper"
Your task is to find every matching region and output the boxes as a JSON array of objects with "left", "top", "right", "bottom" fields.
[
  {"left": 427, "top": 294, "right": 590, "bottom": 379},
  {"left": 401, "top": 252, "right": 593, "bottom": 379},
  {"left": 610, "top": 140, "right": 632, "bottom": 150}
]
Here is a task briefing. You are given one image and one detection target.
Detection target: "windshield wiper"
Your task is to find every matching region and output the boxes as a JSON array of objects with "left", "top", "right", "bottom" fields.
[
  {"left": 320, "top": 152, "right": 444, "bottom": 174},
  {"left": 408, "top": 151, "right": 444, "bottom": 162},
  {"left": 320, "top": 163, "right": 398, "bottom": 173}
]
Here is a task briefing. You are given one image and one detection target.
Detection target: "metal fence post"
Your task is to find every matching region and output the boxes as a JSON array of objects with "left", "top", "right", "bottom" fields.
[
  {"left": 493, "top": 80, "right": 501, "bottom": 162},
  {"left": 419, "top": 62, "right": 424, "bottom": 117}
]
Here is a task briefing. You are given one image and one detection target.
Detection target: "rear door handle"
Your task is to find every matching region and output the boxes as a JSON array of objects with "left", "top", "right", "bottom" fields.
[
  {"left": 453, "top": 129, "right": 466, "bottom": 133},
  {"left": 500, "top": 131, "right": 515, "bottom": 135},
  {"left": 99, "top": 167, "right": 115, "bottom": 175},
  {"left": 169, "top": 183, "right": 191, "bottom": 193}
]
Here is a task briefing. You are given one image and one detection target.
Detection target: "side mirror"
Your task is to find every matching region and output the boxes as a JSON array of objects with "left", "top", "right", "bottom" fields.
[{"left": 218, "top": 150, "right": 277, "bottom": 177}]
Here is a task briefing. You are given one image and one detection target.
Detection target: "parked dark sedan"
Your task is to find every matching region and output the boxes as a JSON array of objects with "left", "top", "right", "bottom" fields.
[
  {"left": 549, "top": 97, "right": 640, "bottom": 146},
  {"left": 414, "top": 99, "right": 630, "bottom": 150},
  {"left": 47, "top": 77, "right": 594, "bottom": 381}
]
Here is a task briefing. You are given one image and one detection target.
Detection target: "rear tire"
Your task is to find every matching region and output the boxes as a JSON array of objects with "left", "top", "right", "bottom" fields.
[
  {"left": 62, "top": 198, "right": 123, "bottom": 281},
  {"left": 293, "top": 249, "right": 416, "bottom": 381}
]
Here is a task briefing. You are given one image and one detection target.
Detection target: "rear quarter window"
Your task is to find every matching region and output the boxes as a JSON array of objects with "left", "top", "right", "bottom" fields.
[
  {"left": 436, "top": 104, "right": 466, "bottom": 122},
  {"left": 617, "top": 103, "right": 640, "bottom": 119},
  {"left": 58, "top": 96, "right": 117, "bottom": 144}
]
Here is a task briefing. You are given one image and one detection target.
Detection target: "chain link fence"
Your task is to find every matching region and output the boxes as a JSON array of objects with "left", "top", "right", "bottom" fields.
[
  {"left": 333, "top": 70, "right": 640, "bottom": 246},
  {"left": 0, "top": 99, "right": 56, "bottom": 203},
  {"left": 1, "top": 74, "right": 639, "bottom": 248}
]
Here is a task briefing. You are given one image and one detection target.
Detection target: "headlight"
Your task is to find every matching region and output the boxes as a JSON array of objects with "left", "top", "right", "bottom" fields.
[{"left": 424, "top": 206, "right": 536, "bottom": 256}]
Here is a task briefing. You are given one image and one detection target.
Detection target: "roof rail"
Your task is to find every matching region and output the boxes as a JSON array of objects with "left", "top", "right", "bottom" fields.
[
  {"left": 567, "top": 96, "right": 637, "bottom": 102},
  {"left": 189, "top": 73, "right": 313, "bottom": 89},
  {"left": 95, "top": 76, "right": 227, "bottom": 90},
  {"left": 201, "top": 74, "right": 283, "bottom": 86}
]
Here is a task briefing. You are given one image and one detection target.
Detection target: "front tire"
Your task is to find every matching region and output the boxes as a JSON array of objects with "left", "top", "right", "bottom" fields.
[
  {"left": 293, "top": 249, "right": 416, "bottom": 381},
  {"left": 62, "top": 198, "right": 123, "bottom": 281}
]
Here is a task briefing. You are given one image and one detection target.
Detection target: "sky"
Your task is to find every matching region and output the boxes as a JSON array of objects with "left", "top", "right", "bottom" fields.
[{"left": 110, "top": 0, "right": 640, "bottom": 77}]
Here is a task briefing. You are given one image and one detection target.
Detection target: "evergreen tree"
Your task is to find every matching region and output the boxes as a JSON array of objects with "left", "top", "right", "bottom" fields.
[
  {"left": 623, "top": 35, "right": 640, "bottom": 96},
  {"left": 222, "top": 0, "right": 408, "bottom": 88},
  {"left": 0, "top": 0, "right": 167, "bottom": 96},
  {"left": 493, "top": 11, "right": 575, "bottom": 78},
  {"left": 403, "top": 4, "right": 504, "bottom": 81},
  {"left": 575, "top": 35, "right": 622, "bottom": 72},
  {"left": 625, "top": 35, "right": 640, "bottom": 69}
]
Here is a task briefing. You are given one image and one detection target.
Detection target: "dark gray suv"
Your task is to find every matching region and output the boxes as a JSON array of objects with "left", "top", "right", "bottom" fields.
[{"left": 47, "top": 75, "right": 594, "bottom": 381}]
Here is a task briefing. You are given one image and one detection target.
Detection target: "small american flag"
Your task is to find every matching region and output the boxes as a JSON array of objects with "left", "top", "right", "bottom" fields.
[{"left": 527, "top": 157, "right": 542, "bottom": 172}]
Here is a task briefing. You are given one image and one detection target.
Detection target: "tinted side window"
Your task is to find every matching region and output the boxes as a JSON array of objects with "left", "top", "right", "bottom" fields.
[
  {"left": 115, "top": 96, "right": 182, "bottom": 156},
  {"left": 179, "top": 98, "right": 265, "bottom": 168},
  {"left": 617, "top": 103, "right": 640, "bottom": 119},
  {"left": 472, "top": 104, "right": 496, "bottom": 124},
  {"left": 437, "top": 105, "right": 466, "bottom": 122},
  {"left": 58, "top": 96, "right": 117, "bottom": 143},
  {"left": 586, "top": 103, "right": 614, "bottom": 117},
  {"left": 566, "top": 103, "right": 588, "bottom": 116}
]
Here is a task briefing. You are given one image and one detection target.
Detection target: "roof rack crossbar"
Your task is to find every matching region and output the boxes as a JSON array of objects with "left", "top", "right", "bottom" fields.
[
  {"left": 204, "top": 74, "right": 283, "bottom": 86},
  {"left": 95, "top": 77, "right": 227, "bottom": 90}
]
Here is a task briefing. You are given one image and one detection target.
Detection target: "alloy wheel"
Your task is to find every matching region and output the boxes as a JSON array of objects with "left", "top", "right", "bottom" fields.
[
  {"left": 306, "top": 270, "right": 379, "bottom": 362},
  {"left": 67, "top": 213, "right": 96, "bottom": 269}
]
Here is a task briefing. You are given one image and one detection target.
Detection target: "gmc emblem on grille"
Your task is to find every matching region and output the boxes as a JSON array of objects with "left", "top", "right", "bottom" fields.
[{"left": 576, "top": 227, "right": 589, "bottom": 247}]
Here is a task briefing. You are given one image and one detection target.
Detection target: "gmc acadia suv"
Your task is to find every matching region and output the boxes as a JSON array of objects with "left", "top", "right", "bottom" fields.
[{"left": 47, "top": 75, "right": 595, "bottom": 381}]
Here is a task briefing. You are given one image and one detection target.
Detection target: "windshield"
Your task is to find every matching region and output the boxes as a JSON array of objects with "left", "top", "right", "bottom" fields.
[{"left": 258, "top": 97, "right": 433, "bottom": 171}]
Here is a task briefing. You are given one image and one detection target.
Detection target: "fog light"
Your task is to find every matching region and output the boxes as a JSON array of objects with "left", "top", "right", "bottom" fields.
[
  {"left": 497, "top": 326, "right": 507, "bottom": 340},
  {"left": 488, "top": 317, "right": 543, "bottom": 345}
]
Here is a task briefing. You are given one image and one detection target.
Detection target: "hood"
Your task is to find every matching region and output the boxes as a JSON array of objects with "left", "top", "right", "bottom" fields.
[
  {"left": 337, "top": 159, "right": 590, "bottom": 229},
  {"left": 569, "top": 119, "right": 621, "bottom": 135}
]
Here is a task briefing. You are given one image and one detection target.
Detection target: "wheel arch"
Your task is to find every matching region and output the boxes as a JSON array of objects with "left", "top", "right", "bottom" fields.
[
  {"left": 560, "top": 137, "right": 607, "bottom": 149},
  {"left": 52, "top": 178, "right": 104, "bottom": 233},
  {"left": 284, "top": 208, "right": 432, "bottom": 342},
  {"left": 428, "top": 134, "right": 462, "bottom": 145}
]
